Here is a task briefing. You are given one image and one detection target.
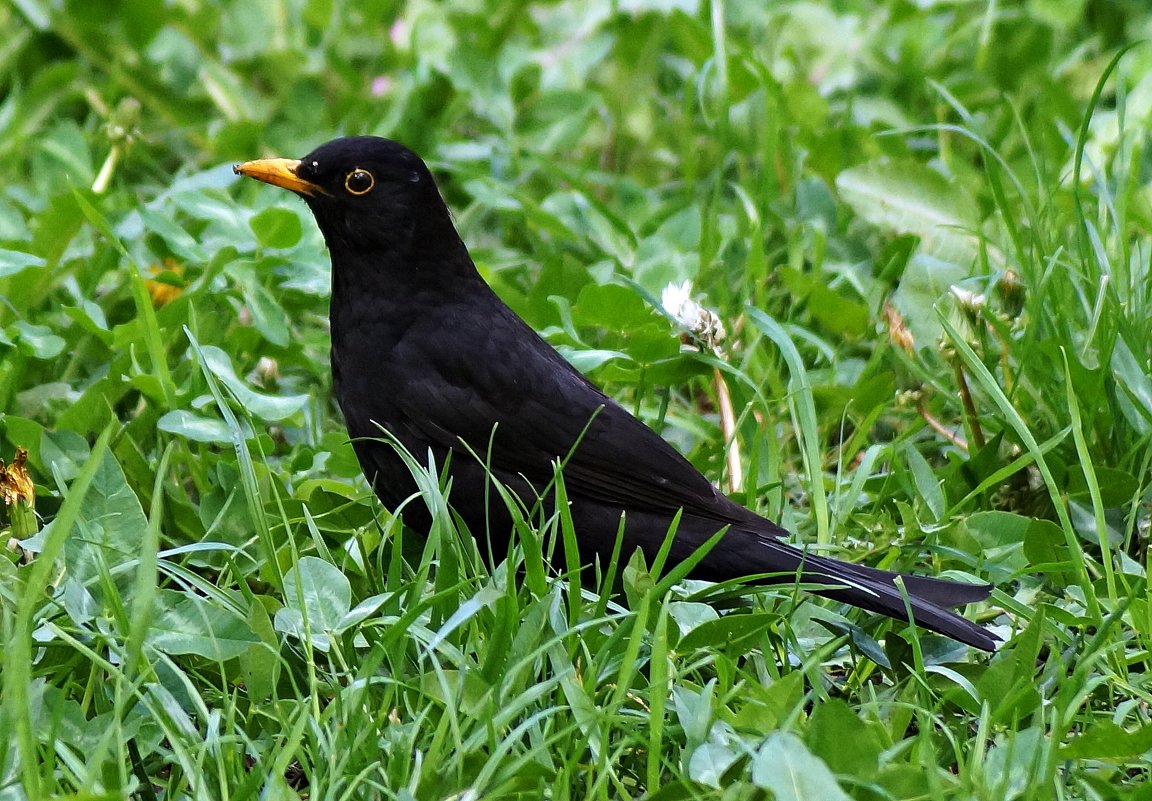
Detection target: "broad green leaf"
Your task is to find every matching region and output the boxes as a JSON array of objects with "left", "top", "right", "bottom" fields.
[
  {"left": 0, "top": 249, "right": 45, "bottom": 278},
  {"left": 1064, "top": 465, "right": 1138, "bottom": 507},
  {"left": 198, "top": 345, "right": 308, "bottom": 421},
  {"left": 667, "top": 602, "right": 718, "bottom": 638},
  {"left": 836, "top": 159, "right": 981, "bottom": 265},
  {"left": 808, "top": 699, "right": 882, "bottom": 778},
  {"left": 672, "top": 682, "right": 715, "bottom": 749},
  {"left": 63, "top": 300, "right": 111, "bottom": 340},
  {"left": 571, "top": 282, "right": 656, "bottom": 331},
  {"left": 743, "top": 672, "right": 805, "bottom": 731},
  {"left": 11, "top": 321, "right": 65, "bottom": 359},
  {"left": 147, "top": 589, "right": 259, "bottom": 660},
  {"left": 63, "top": 449, "right": 147, "bottom": 588},
  {"left": 751, "top": 732, "right": 851, "bottom": 801},
  {"left": 903, "top": 443, "right": 946, "bottom": 522},
  {"left": 238, "top": 276, "right": 290, "bottom": 346},
  {"left": 339, "top": 593, "right": 391, "bottom": 630},
  {"left": 688, "top": 738, "right": 742, "bottom": 787},
  {"left": 982, "top": 728, "right": 1045, "bottom": 798},
  {"left": 157, "top": 410, "right": 241, "bottom": 443},
  {"left": 1023, "top": 518, "right": 1072, "bottom": 573},
  {"left": 139, "top": 207, "right": 205, "bottom": 261},
  {"left": 249, "top": 207, "right": 304, "bottom": 250},
  {"left": 807, "top": 285, "right": 868, "bottom": 337},
  {"left": 39, "top": 429, "right": 90, "bottom": 483},
  {"left": 274, "top": 556, "right": 352, "bottom": 651},
  {"left": 239, "top": 598, "right": 279, "bottom": 702},
  {"left": 1061, "top": 720, "right": 1152, "bottom": 760},
  {"left": 890, "top": 254, "right": 969, "bottom": 348},
  {"left": 1111, "top": 333, "right": 1152, "bottom": 433},
  {"left": 677, "top": 612, "right": 776, "bottom": 653},
  {"left": 557, "top": 346, "right": 631, "bottom": 373}
]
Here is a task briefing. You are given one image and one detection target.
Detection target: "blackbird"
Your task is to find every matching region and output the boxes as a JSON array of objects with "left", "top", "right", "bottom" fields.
[{"left": 235, "top": 136, "right": 998, "bottom": 651}]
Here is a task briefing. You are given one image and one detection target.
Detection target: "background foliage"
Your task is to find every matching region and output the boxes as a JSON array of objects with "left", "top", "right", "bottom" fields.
[{"left": 1, "top": 0, "right": 1151, "bottom": 798}]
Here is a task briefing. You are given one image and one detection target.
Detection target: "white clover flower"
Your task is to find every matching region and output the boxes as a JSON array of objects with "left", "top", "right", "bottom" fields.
[
  {"left": 949, "top": 285, "right": 987, "bottom": 313},
  {"left": 662, "top": 280, "right": 701, "bottom": 327},
  {"left": 661, "top": 280, "right": 725, "bottom": 351}
]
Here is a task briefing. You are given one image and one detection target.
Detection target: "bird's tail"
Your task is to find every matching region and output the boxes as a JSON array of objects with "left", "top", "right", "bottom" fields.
[{"left": 788, "top": 548, "right": 998, "bottom": 651}]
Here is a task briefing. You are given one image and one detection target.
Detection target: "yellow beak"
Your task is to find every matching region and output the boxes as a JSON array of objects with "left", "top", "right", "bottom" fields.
[{"left": 233, "top": 158, "right": 325, "bottom": 196}]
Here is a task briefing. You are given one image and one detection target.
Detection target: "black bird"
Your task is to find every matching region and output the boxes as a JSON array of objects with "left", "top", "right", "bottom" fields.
[{"left": 235, "top": 136, "right": 998, "bottom": 651}]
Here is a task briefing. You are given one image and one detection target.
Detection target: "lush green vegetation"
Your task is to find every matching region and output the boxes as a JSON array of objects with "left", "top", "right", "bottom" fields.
[{"left": 2, "top": 0, "right": 1150, "bottom": 798}]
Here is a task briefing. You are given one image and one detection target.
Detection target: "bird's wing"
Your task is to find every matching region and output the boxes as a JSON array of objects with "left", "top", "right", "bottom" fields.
[{"left": 391, "top": 300, "right": 761, "bottom": 527}]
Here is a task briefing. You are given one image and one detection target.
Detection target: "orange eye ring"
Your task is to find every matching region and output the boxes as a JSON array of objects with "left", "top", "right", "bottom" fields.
[{"left": 345, "top": 169, "right": 375, "bottom": 195}]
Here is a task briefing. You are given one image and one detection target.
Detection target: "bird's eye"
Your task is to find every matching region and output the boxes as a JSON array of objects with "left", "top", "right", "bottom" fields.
[{"left": 345, "top": 169, "right": 375, "bottom": 196}]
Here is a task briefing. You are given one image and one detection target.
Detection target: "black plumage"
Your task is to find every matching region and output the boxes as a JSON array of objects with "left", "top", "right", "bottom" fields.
[{"left": 235, "top": 136, "right": 998, "bottom": 651}]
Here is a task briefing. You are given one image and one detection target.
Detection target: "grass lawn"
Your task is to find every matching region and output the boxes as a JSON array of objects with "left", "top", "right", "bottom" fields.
[{"left": 1, "top": 1, "right": 1150, "bottom": 798}]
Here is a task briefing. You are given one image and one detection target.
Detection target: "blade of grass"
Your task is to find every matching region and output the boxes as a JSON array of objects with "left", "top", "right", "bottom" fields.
[
  {"left": 1072, "top": 44, "right": 1142, "bottom": 267},
  {"left": 72, "top": 189, "right": 176, "bottom": 408},
  {"left": 124, "top": 440, "right": 174, "bottom": 674},
  {"left": 4, "top": 424, "right": 112, "bottom": 798},
  {"left": 185, "top": 327, "right": 283, "bottom": 595},
  {"left": 746, "top": 306, "right": 831, "bottom": 546},
  {"left": 939, "top": 313, "right": 1100, "bottom": 622},
  {"left": 1061, "top": 349, "right": 1117, "bottom": 610},
  {"left": 646, "top": 597, "right": 671, "bottom": 790}
]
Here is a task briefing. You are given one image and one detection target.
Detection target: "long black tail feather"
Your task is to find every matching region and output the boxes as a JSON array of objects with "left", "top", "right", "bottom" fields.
[{"left": 795, "top": 551, "right": 998, "bottom": 651}]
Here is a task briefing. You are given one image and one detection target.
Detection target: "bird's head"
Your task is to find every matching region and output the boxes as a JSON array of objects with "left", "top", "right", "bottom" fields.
[{"left": 235, "top": 136, "right": 464, "bottom": 265}]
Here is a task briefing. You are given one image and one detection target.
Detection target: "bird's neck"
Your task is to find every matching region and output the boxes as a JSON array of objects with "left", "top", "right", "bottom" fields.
[
  {"left": 331, "top": 229, "right": 479, "bottom": 294},
  {"left": 327, "top": 230, "right": 490, "bottom": 352}
]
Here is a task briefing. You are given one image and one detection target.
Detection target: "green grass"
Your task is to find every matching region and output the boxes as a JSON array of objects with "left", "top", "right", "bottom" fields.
[{"left": 1, "top": 0, "right": 1151, "bottom": 798}]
